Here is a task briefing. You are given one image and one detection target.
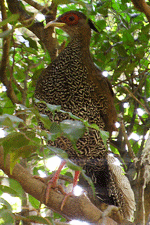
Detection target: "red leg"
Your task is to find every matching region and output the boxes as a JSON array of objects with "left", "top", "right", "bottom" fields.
[
  {"left": 46, "top": 160, "right": 66, "bottom": 203},
  {"left": 60, "top": 170, "right": 81, "bottom": 210},
  {"left": 73, "top": 170, "right": 81, "bottom": 187}
]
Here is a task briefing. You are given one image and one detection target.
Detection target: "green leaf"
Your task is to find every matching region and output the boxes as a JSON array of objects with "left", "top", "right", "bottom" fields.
[
  {"left": 23, "top": 45, "right": 37, "bottom": 55},
  {"left": 122, "top": 30, "right": 134, "bottom": 45},
  {"left": 67, "top": 111, "right": 80, "bottom": 120},
  {"left": 28, "top": 195, "right": 40, "bottom": 209},
  {"left": 27, "top": 215, "right": 54, "bottom": 224},
  {"left": 81, "top": 171, "right": 95, "bottom": 197},
  {"left": 3, "top": 100, "right": 15, "bottom": 115},
  {"left": 96, "top": 20, "right": 106, "bottom": 31},
  {"left": 0, "top": 14, "right": 19, "bottom": 27},
  {"left": 23, "top": 35, "right": 38, "bottom": 50},
  {"left": 0, "top": 185, "right": 19, "bottom": 197},
  {"left": 0, "top": 197, "right": 12, "bottom": 210},
  {"left": 49, "top": 122, "right": 61, "bottom": 141},
  {"left": 66, "top": 159, "right": 82, "bottom": 171},
  {"left": 2, "top": 132, "right": 30, "bottom": 154},
  {"left": 0, "top": 208, "right": 14, "bottom": 224},
  {"left": 0, "top": 114, "right": 23, "bottom": 124},
  {"left": 11, "top": 145, "right": 38, "bottom": 161},
  {"left": 60, "top": 120, "right": 86, "bottom": 143},
  {"left": 145, "top": 78, "right": 150, "bottom": 98},
  {"left": 88, "top": 123, "right": 100, "bottom": 130},
  {"left": 39, "top": 114, "right": 51, "bottom": 129},
  {"left": 8, "top": 179, "right": 23, "bottom": 198},
  {"left": 99, "top": 130, "right": 109, "bottom": 149},
  {"left": 46, "top": 103, "right": 61, "bottom": 112},
  {"left": 32, "top": 107, "right": 51, "bottom": 129},
  {"left": 15, "top": 66, "right": 25, "bottom": 80},
  {"left": 0, "top": 117, "right": 13, "bottom": 127},
  {"left": 47, "top": 146, "right": 68, "bottom": 159}
]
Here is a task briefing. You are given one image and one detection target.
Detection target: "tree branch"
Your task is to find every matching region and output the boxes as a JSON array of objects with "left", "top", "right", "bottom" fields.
[
  {"left": 131, "top": 0, "right": 150, "bottom": 22},
  {"left": 23, "top": 0, "right": 48, "bottom": 13},
  {"left": 14, "top": 213, "right": 69, "bottom": 225},
  {"left": 0, "top": 0, "right": 21, "bottom": 104},
  {"left": 0, "top": 146, "right": 118, "bottom": 225},
  {"left": 123, "top": 86, "right": 150, "bottom": 116},
  {"left": 133, "top": 135, "right": 150, "bottom": 223},
  {"left": 120, "top": 120, "right": 137, "bottom": 166},
  {"left": 6, "top": 0, "right": 57, "bottom": 60}
]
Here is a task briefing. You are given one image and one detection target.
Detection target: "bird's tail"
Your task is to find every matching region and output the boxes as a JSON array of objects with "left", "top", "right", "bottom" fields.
[
  {"left": 107, "top": 154, "right": 136, "bottom": 220},
  {"left": 79, "top": 155, "right": 136, "bottom": 221}
]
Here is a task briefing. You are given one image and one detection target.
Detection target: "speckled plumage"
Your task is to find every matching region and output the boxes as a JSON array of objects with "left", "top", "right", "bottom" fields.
[
  {"left": 35, "top": 38, "right": 107, "bottom": 160},
  {"left": 35, "top": 11, "right": 135, "bottom": 220}
]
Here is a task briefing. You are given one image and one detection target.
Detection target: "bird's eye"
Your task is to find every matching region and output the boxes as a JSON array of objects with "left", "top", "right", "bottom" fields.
[
  {"left": 68, "top": 16, "right": 75, "bottom": 21},
  {"left": 61, "top": 13, "right": 80, "bottom": 26}
]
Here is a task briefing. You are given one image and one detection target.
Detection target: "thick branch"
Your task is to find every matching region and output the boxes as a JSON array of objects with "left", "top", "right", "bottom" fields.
[
  {"left": 0, "top": 0, "right": 21, "bottom": 104},
  {"left": 7, "top": 0, "right": 57, "bottom": 60},
  {"left": 0, "top": 146, "right": 117, "bottom": 225},
  {"left": 133, "top": 135, "right": 150, "bottom": 223},
  {"left": 23, "top": 0, "right": 50, "bottom": 15},
  {"left": 131, "top": 0, "right": 150, "bottom": 22},
  {"left": 23, "top": 0, "right": 46, "bottom": 12}
]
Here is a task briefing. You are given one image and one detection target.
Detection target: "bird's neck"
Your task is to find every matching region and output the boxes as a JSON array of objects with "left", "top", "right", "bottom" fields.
[
  {"left": 69, "top": 35, "right": 93, "bottom": 62},
  {"left": 71, "top": 32, "right": 91, "bottom": 49}
]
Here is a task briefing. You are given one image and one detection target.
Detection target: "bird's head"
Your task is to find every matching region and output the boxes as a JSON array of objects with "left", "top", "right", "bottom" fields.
[{"left": 45, "top": 11, "right": 99, "bottom": 38}]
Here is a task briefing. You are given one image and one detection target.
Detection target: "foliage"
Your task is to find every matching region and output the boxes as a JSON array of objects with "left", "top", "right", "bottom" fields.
[{"left": 0, "top": 0, "right": 150, "bottom": 224}]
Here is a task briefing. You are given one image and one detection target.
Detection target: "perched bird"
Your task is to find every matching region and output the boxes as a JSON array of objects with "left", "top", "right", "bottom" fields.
[{"left": 35, "top": 11, "right": 135, "bottom": 220}]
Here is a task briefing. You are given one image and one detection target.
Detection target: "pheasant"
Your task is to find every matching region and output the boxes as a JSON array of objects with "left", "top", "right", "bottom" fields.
[{"left": 35, "top": 11, "right": 135, "bottom": 220}]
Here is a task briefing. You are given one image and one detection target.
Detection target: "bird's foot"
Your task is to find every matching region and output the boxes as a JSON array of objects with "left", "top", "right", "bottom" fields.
[
  {"left": 60, "top": 170, "right": 81, "bottom": 210},
  {"left": 46, "top": 178, "right": 57, "bottom": 203},
  {"left": 33, "top": 175, "right": 47, "bottom": 184},
  {"left": 45, "top": 160, "right": 66, "bottom": 203},
  {"left": 61, "top": 191, "right": 74, "bottom": 211},
  {"left": 45, "top": 176, "right": 67, "bottom": 203}
]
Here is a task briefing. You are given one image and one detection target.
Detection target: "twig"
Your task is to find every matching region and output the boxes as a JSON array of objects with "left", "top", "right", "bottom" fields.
[
  {"left": 23, "top": 0, "right": 50, "bottom": 15},
  {"left": 23, "top": 0, "right": 45, "bottom": 11},
  {"left": 14, "top": 213, "right": 69, "bottom": 225},
  {"left": 123, "top": 86, "right": 150, "bottom": 116},
  {"left": 12, "top": 77, "right": 24, "bottom": 93},
  {"left": 120, "top": 120, "right": 137, "bottom": 165}
]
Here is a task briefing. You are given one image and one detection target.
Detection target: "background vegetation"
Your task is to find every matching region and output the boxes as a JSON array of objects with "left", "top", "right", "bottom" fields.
[{"left": 0, "top": 0, "right": 150, "bottom": 224}]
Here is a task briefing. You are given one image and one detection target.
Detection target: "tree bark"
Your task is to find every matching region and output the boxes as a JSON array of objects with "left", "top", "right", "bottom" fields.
[{"left": 0, "top": 146, "right": 118, "bottom": 225}]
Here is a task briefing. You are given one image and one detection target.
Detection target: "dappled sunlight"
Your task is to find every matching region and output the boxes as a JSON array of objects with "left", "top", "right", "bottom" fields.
[
  {"left": 102, "top": 70, "right": 108, "bottom": 77},
  {"left": 70, "top": 220, "right": 90, "bottom": 225},
  {"left": 73, "top": 185, "right": 84, "bottom": 196},
  {"left": 46, "top": 156, "right": 62, "bottom": 172},
  {"left": 129, "top": 133, "right": 140, "bottom": 141},
  {"left": 0, "top": 128, "right": 7, "bottom": 138},
  {"left": 1, "top": 193, "right": 21, "bottom": 213},
  {"left": 137, "top": 108, "right": 145, "bottom": 116}
]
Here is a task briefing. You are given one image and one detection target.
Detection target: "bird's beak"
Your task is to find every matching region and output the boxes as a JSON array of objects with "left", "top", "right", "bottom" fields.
[{"left": 45, "top": 21, "right": 66, "bottom": 29}]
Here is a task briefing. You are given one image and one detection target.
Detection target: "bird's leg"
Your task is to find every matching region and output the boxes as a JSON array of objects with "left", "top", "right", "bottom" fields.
[
  {"left": 46, "top": 160, "right": 66, "bottom": 203},
  {"left": 61, "top": 170, "right": 81, "bottom": 210}
]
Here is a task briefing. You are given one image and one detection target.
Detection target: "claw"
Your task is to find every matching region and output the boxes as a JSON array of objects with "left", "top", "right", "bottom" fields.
[
  {"left": 42, "top": 160, "right": 81, "bottom": 209},
  {"left": 61, "top": 191, "right": 73, "bottom": 210},
  {"left": 45, "top": 160, "right": 66, "bottom": 203},
  {"left": 60, "top": 170, "right": 81, "bottom": 210}
]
